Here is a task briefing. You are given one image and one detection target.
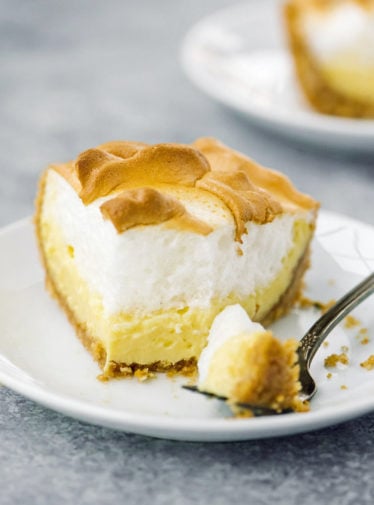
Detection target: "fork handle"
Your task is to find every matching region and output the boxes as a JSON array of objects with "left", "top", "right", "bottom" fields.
[{"left": 298, "top": 272, "right": 374, "bottom": 366}]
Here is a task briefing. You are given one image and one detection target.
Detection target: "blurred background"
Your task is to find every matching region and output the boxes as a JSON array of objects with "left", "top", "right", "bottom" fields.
[{"left": 1, "top": 0, "right": 373, "bottom": 228}]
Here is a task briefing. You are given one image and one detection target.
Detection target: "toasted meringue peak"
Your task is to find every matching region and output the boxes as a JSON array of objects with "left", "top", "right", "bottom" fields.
[
  {"left": 49, "top": 137, "right": 318, "bottom": 238},
  {"left": 97, "top": 140, "right": 148, "bottom": 158},
  {"left": 193, "top": 137, "right": 317, "bottom": 212},
  {"left": 100, "top": 187, "right": 212, "bottom": 235},
  {"left": 74, "top": 142, "right": 210, "bottom": 204},
  {"left": 197, "top": 170, "right": 282, "bottom": 240}
]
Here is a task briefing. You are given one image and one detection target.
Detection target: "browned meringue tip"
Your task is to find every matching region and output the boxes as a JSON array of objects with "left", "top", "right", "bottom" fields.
[{"left": 100, "top": 186, "right": 212, "bottom": 235}]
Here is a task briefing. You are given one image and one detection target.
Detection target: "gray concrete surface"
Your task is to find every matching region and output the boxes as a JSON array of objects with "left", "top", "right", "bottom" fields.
[{"left": 1, "top": 0, "right": 374, "bottom": 503}]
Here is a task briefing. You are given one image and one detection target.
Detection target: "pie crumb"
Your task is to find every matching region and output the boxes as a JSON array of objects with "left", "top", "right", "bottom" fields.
[
  {"left": 344, "top": 315, "right": 361, "bottom": 329},
  {"left": 360, "top": 355, "right": 374, "bottom": 371},
  {"left": 134, "top": 369, "right": 155, "bottom": 382},
  {"left": 298, "top": 297, "right": 336, "bottom": 313},
  {"left": 324, "top": 353, "right": 349, "bottom": 368}
]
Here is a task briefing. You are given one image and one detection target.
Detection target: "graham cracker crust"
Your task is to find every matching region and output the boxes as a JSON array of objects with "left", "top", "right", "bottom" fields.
[
  {"left": 35, "top": 172, "right": 312, "bottom": 380},
  {"left": 260, "top": 241, "right": 311, "bottom": 327}
]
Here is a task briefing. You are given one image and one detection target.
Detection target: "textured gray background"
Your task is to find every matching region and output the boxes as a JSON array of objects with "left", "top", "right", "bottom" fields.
[{"left": 1, "top": 0, "right": 374, "bottom": 504}]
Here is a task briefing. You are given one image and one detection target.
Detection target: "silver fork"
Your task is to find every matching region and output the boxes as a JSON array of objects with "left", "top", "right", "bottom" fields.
[
  {"left": 298, "top": 271, "right": 374, "bottom": 402},
  {"left": 183, "top": 272, "right": 374, "bottom": 415}
]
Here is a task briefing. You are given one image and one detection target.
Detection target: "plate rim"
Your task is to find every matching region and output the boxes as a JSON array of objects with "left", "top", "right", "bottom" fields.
[{"left": 0, "top": 210, "right": 374, "bottom": 441}]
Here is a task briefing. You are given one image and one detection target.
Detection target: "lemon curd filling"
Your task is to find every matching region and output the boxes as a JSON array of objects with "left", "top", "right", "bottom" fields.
[{"left": 321, "top": 58, "right": 374, "bottom": 103}]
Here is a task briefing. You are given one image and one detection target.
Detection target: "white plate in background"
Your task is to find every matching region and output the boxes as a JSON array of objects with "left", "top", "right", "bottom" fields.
[
  {"left": 181, "top": 1, "right": 374, "bottom": 151},
  {"left": 0, "top": 211, "right": 373, "bottom": 441}
]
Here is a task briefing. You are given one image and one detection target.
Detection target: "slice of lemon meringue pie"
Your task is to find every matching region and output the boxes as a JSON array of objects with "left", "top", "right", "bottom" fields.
[
  {"left": 284, "top": 0, "right": 374, "bottom": 118},
  {"left": 35, "top": 137, "right": 318, "bottom": 378}
]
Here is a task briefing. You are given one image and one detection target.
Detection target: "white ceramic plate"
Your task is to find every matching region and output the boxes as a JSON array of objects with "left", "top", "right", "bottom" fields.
[
  {"left": 181, "top": 0, "right": 374, "bottom": 151},
  {"left": 0, "top": 211, "right": 373, "bottom": 441}
]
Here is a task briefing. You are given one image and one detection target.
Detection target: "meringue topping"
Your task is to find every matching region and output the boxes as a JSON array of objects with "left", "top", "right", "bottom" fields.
[
  {"left": 49, "top": 137, "right": 318, "bottom": 239},
  {"left": 100, "top": 187, "right": 212, "bottom": 235},
  {"left": 196, "top": 170, "right": 282, "bottom": 241},
  {"left": 193, "top": 137, "right": 316, "bottom": 213}
]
